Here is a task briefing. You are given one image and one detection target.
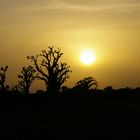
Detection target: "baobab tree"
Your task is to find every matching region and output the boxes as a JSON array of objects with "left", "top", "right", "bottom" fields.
[
  {"left": 73, "top": 76, "right": 98, "bottom": 91},
  {"left": 0, "top": 66, "right": 9, "bottom": 92},
  {"left": 27, "top": 46, "right": 72, "bottom": 94},
  {"left": 18, "top": 66, "right": 36, "bottom": 95}
]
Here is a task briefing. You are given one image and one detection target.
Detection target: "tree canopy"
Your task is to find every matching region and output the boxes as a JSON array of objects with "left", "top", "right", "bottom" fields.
[{"left": 27, "top": 46, "right": 72, "bottom": 94}]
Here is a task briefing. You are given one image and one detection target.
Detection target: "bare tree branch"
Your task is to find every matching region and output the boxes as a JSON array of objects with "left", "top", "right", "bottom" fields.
[
  {"left": 0, "top": 66, "right": 9, "bottom": 91},
  {"left": 18, "top": 66, "right": 36, "bottom": 95},
  {"left": 27, "top": 46, "right": 72, "bottom": 94}
]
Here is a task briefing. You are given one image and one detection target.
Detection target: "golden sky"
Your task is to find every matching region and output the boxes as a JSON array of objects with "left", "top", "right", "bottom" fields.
[{"left": 0, "top": 0, "right": 140, "bottom": 91}]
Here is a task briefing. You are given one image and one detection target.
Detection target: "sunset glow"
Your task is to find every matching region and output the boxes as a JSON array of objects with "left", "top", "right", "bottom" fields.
[{"left": 80, "top": 50, "right": 96, "bottom": 65}]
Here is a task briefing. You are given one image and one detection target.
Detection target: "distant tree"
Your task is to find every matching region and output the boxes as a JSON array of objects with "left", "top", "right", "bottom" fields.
[
  {"left": 35, "top": 89, "right": 45, "bottom": 95},
  {"left": 73, "top": 76, "right": 98, "bottom": 91},
  {"left": 18, "top": 66, "right": 36, "bottom": 95},
  {"left": 62, "top": 86, "right": 69, "bottom": 92},
  {"left": 104, "top": 86, "right": 113, "bottom": 92},
  {"left": 0, "top": 66, "right": 9, "bottom": 92},
  {"left": 27, "top": 46, "right": 72, "bottom": 94},
  {"left": 10, "top": 84, "right": 23, "bottom": 95},
  {"left": 104, "top": 86, "right": 114, "bottom": 97},
  {"left": 61, "top": 86, "right": 72, "bottom": 94}
]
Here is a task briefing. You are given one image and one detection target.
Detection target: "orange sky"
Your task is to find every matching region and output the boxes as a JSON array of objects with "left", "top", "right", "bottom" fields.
[{"left": 0, "top": 0, "right": 140, "bottom": 92}]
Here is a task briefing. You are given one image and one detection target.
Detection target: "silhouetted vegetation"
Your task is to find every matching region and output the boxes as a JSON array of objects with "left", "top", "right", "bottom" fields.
[
  {"left": 73, "top": 76, "right": 98, "bottom": 90},
  {"left": 0, "top": 66, "right": 9, "bottom": 93},
  {"left": 27, "top": 46, "right": 72, "bottom": 95},
  {"left": 1, "top": 46, "right": 140, "bottom": 139},
  {"left": 18, "top": 66, "right": 36, "bottom": 95}
]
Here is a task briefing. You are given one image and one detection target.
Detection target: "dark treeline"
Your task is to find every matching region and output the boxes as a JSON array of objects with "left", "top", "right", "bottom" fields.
[
  {"left": 1, "top": 86, "right": 140, "bottom": 140},
  {"left": 0, "top": 46, "right": 140, "bottom": 139},
  {"left": 1, "top": 84, "right": 140, "bottom": 100}
]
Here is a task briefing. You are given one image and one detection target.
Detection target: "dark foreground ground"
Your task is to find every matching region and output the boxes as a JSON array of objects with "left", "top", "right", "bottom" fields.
[{"left": 0, "top": 90, "right": 140, "bottom": 139}]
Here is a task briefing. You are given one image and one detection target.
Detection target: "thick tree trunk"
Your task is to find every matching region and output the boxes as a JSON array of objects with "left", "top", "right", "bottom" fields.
[
  {"left": 47, "top": 82, "right": 60, "bottom": 96},
  {"left": 24, "top": 87, "right": 29, "bottom": 96}
]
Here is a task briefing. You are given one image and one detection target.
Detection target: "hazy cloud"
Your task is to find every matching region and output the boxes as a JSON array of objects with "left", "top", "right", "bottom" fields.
[{"left": 1, "top": 0, "right": 140, "bottom": 14}]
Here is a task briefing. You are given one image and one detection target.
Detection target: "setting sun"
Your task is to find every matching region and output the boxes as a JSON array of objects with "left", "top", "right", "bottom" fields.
[{"left": 80, "top": 50, "right": 96, "bottom": 65}]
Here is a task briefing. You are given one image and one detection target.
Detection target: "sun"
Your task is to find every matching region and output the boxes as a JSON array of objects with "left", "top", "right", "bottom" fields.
[{"left": 80, "top": 50, "right": 96, "bottom": 65}]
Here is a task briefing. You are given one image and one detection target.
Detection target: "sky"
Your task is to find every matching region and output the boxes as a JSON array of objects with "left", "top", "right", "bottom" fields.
[{"left": 0, "top": 0, "right": 140, "bottom": 92}]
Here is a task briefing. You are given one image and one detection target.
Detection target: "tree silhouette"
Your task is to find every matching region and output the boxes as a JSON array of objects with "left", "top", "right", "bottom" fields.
[
  {"left": 10, "top": 84, "right": 23, "bottom": 94},
  {"left": 0, "top": 66, "right": 9, "bottom": 92},
  {"left": 73, "top": 76, "right": 98, "bottom": 91},
  {"left": 104, "top": 86, "right": 113, "bottom": 92},
  {"left": 27, "top": 46, "right": 72, "bottom": 94},
  {"left": 18, "top": 66, "right": 36, "bottom": 95}
]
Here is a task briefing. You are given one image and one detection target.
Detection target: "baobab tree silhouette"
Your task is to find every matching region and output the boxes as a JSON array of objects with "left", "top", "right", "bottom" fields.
[
  {"left": 0, "top": 66, "right": 9, "bottom": 92},
  {"left": 27, "top": 46, "right": 72, "bottom": 95},
  {"left": 18, "top": 66, "right": 36, "bottom": 95},
  {"left": 73, "top": 76, "right": 98, "bottom": 91}
]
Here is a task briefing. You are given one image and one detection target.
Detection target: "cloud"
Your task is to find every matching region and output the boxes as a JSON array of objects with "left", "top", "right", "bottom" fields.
[
  {"left": 1, "top": 0, "right": 140, "bottom": 25},
  {"left": 1, "top": 0, "right": 140, "bottom": 14},
  {"left": 21, "top": 0, "right": 140, "bottom": 15}
]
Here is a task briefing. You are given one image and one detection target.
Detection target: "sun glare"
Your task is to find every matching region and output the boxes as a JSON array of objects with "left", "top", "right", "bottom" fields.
[{"left": 80, "top": 50, "right": 96, "bottom": 65}]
